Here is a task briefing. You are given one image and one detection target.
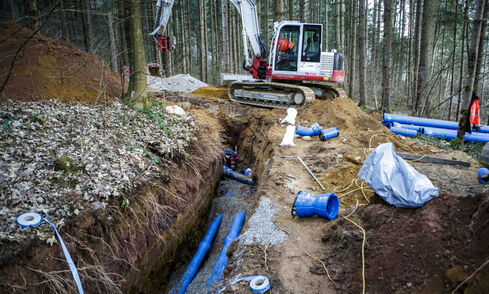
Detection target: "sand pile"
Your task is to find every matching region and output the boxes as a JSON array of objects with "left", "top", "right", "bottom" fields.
[{"left": 0, "top": 22, "right": 123, "bottom": 104}]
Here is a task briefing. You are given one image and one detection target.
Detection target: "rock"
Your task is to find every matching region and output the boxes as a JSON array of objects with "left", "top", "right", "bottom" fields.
[
  {"left": 165, "top": 105, "right": 186, "bottom": 116},
  {"left": 302, "top": 136, "right": 312, "bottom": 141}
]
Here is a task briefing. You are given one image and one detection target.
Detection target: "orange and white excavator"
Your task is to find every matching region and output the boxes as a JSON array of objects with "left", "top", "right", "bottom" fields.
[{"left": 151, "top": 0, "right": 346, "bottom": 108}]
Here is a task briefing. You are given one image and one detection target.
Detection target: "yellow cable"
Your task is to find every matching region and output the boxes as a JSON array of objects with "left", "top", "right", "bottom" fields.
[
  {"left": 334, "top": 179, "right": 355, "bottom": 193},
  {"left": 343, "top": 199, "right": 367, "bottom": 294}
]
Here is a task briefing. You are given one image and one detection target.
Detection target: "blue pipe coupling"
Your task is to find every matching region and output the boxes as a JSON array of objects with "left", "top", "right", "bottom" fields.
[
  {"left": 292, "top": 191, "right": 339, "bottom": 220},
  {"left": 477, "top": 168, "right": 489, "bottom": 184},
  {"left": 320, "top": 127, "right": 339, "bottom": 141},
  {"left": 296, "top": 122, "right": 322, "bottom": 136}
]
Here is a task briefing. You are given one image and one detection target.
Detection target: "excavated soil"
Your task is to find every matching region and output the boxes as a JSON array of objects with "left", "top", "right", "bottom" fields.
[
  {"left": 0, "top": 22, "right": 123, "bottom": 104},
  {"left": 156, "top": 91, "right": 489, "bottom": 294}
]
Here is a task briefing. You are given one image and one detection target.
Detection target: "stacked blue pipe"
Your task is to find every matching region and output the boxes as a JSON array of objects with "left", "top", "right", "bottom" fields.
[
  {"left": 296, "top": 122, "right": 322, "bottom": 136},
  {"left": 207, "top": 210, "right": 246, "bottom": 287},
  {"left": 172, "top": 214, "right": 222, "bottom": 294},
  {"left": 390, "top": 126, "right": 418, "bottom": 138},
  {"left": 292, "top": 191, "right": 339, "bottom": 220},
  {"left": 422, "top": 127, "right": 489, "bottom": 143},
  {"left": 320, "top": 127, "right": 340, "bottom": 141},
  {"left": 391, "top": 122, "right": 424, "bottom": 132},
  {"left": 383, "top": 113, "right": 489, "bottom": 133}
]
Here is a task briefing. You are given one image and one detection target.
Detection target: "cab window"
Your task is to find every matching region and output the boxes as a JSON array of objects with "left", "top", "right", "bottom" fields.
[
  {"left": 301, "top": 25, "right": 321, "bottom": 62},
  {"left": 274, "top": 25, "right": 299, "bottom": 71}
]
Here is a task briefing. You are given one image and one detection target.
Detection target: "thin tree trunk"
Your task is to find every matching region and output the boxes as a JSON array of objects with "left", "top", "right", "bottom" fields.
[
  {"left": 457, "top": 0, "right": 485, "bottom": 140},
  {"left": 457, "top": 0, "right": 469, "bottom": 121},
  {"left": 59, "top": 0, "right": 69, "bottom": 41},
  {"left": 448, "top": 0, "right": 458, "bottom": 120},
  {"left": 324, "top": 0, "right": 328, "bottom": 50},
  {"left": 300, "top": 0, "right": 306, "bottom": 22},
  {"left": 412, "top": 0, "right": 422, "bottom": 109},
  {"left": 10, "top": 0, "right": 22, "bottom": 20},
  {"left": 415, "top": 0, "right": 436, "bottom": 116},
  {"left": 81, "top": 0, "right": 93, "bottom": 53},
  {"left": 28, "top": 0, "right": 40, "bottom": 30},
  {"left": 199, "top": 0, "right": 206, "bottom": 80},
  {"left": 358, "top": 0, "right": 367, "bottom": 106},
  {"left": 288, "top": 0, "right": 294, "bottom": 19},
  {"left": 474, "top": 0, "right": 489, "bottom": 92},
  {"left": 275, "top": 0, "right": 285, "bottom": 22},
  {"left": 382, "top": 0, "right": 392, "bottom": 112},
  {"left": 335, "top": 0, "right": 341, "bottom": 50},
  {"left": 221, "top": 0, "right": 229, "bottom": 72},
  {"left": 348, "top": 0, "right": 357, "bottom": 98},
  {"left": 107, "top": 12, "right": 119, "bottom": 72},
  {"left": 186, "top": 0, "right": 193, "bottom": 74},
  {"left": 127, "top": 0, "right": 147, "bottom": 107}
]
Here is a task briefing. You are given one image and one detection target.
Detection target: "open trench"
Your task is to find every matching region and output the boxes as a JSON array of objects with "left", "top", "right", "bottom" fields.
[{"left": 2, "top": 91, "right": 489, "bottom": 294}]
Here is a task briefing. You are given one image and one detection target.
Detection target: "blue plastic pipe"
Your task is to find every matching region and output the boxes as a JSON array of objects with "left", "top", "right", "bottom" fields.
[
  {"left": 319, "top": 127, "right": 339, "bottom": 141},
  {"left": 477, "top": 168, "right": 489, "bottom": 184},
  {"left": 390, "top": 126, "right": 417, "bottom": 137},
  {"left": 383, "top": 113, "right": 489, "bottom": 133},
  {"left": 392, "top": 122, "right": 424, "bottom": 132},
  {"left": 172, "top": 214, "right": 222, "bottom": 294},
  {"left": 296, "top": 122, "right": 322, "bottom": 136},
  {"left": 223, "top": 167, "right": 255, "bottom": 186},
  {"left": 292, "top": 191, "right": 339, "bottom": 220},
  {"left": 422, "top": 127, "right": 489, "bottom": 143},
  {"left": 207, "top": 210, "right": 246, "bottom": 287}
]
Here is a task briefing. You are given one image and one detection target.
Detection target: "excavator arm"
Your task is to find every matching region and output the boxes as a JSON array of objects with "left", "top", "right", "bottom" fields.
[{"left": 149, "top": 0, "right": 176, "bottom": 51}]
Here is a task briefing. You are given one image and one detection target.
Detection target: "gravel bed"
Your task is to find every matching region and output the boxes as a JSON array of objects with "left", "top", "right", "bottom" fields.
[
  {"left": 147, "top": 74, "right": 208, "bottom": 93},
  {"left": 238, "top": 197, "right": 287, "bottom": 246},
  {"left": 0, "top": 99, "right": 197, "bottom": 243}
]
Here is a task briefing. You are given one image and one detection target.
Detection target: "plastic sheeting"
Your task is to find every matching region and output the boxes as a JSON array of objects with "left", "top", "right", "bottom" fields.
[{"left": 358, "top": 143, "right": 439, "bottom": 208}]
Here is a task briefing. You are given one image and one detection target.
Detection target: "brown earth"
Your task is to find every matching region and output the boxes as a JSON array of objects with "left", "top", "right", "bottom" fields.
[
  {"left": 165, "top": 92, "right": 489, "bottom": 294},
  {"left": 0, "top": 22, "right": 124, "bottom": 104}
]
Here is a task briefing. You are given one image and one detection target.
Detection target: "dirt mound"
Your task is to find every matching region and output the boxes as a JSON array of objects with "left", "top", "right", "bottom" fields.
[
  {"left": 323, "top": 193, "right": 489, "bottom": 293},
  {"left": 0, "top": 22, "right": 123, "bottom": 104},
  {"left": 190, "top": 87, "right": 229, "bottom": 100}
]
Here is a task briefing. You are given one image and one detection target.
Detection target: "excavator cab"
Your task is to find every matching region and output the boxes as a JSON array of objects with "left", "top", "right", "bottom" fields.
[{"left": 270, "top": 22, "right": 344, "bottom": 84}]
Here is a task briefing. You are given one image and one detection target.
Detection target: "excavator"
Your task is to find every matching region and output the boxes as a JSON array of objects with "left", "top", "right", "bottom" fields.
[{"left": 150, "top": 0, "right": 346, "bottom": 108}]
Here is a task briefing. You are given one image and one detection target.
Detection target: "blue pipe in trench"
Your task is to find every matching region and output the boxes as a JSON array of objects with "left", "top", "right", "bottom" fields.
[
  {"left": 296, "top": 122, "right": 322, "bottom": 136},
  {"left": 172, "top": 214, "right": 222, "bottom": 294},
  {"left": 207, "top": 210, "right": 246, "bottom": 287}
]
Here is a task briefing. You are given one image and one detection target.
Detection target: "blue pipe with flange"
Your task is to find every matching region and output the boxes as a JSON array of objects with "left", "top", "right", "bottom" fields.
[
  {"left": 422, "top": 127, "right": 489, "bottom": 143},
  {"left": 172, "top": 214, "right": 222, "bottom": 294},
  {"left": 478, "top": 168, "right": 489, "bottom": 184},
  {"left": 296, "top": 122, "right": 322, "bottom": 136},
  {"left": 390, "top": 126, "right": 418, "bottom": 137},
  {"left": 319, "top": 127, "right": 339, "bottom": 141},
  {"left": 383, "top": 113, "right": 489, "bottom": 133},
  {"left": 207, "top": 210, "right": 246, "bottom": 287},
  {"left": 292, "top": 191, "right": 339, "bottom": 220},
  {"left": 392, "top": 122, "right": 424, "bottom": 132}
]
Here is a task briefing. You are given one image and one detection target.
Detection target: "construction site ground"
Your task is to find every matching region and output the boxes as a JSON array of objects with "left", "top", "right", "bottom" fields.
[
  {"left": 1, "top": 23, "right": 489, "bottom": 293},
  {"left": 161, "top": 89, "right": 489, "bottom": 294}
]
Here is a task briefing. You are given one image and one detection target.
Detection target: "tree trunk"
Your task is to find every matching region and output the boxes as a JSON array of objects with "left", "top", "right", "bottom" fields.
[
  {"left": 324, "top": 0, "right": 328, "bottom": 50},
  {"left": 474, "top": 0, "right": 489, "bottom": 92},
  {"left": 382, "top": 0, "right": 392, "bottom": 112},
  {"left": 10, "top": 0, "right": 22, "bottom": 21},
  {"left": 348, "top": 0, "right": 357, "bottom": 98},
  {"left": 58, "top": 0, "right": 69, "bottom": 41},
  {"left": 288, "top": 0, "right": 294, "bottom": 19},
  {"left": 300, "top": 0, "right": 306, "bottom": 22},
  {"left": 81, "top": 0, "right": 93, "bottom": 53},
  {"left": 411, "top": 0, "right": 422, "bottom": 109},
  {"left": 186, "top": 0, "right": 193, "bottom": 74},
  {"left": 28, "top": 0, "right": 40, "bottom": 31},
  {"left": 457, "top": 0, "right": 485, "bottom": 141},
  {"left": 275, "top": 0, "right": 285, "bottom": 22},
  {"left": 358, "top": 0, "right": 367, "bottom": 106},
  {"left": 448, "top": 0, "right": 458, "bottom": 120},
  {"left": 107, "top": 12, "right": 119, "bottom": 72},
  {"left": 415, "top": 0, "right": 436, "bottom": 116},
  {"left": 221, "top": 0, "right": 229, "bottom": 72},
  {"left": 199, "top": 0, "right": 206, "bottom": 80},
  {"left": 178, "top": 1, "right": 187, "bottom": 73},
  {"left": 457, "top": 0, "right": 469, "bottom": 121}
]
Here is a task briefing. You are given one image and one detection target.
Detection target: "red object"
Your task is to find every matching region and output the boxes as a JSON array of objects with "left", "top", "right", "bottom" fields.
[
  {"left": 470, "top": 96, "right": 481, "bottom": 129},
  {"left": 249, "top": 55, "right": 268, "bottom": 79},
  {"left": 156, "top": 34, "right": 176, "bottom": 52}
]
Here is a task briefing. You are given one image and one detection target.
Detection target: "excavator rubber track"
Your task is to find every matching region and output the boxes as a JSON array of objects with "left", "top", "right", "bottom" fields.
[
  {"left": 229, "top": 81, "right": 315, "bottom": 109},
  {"left": 302, "top": 83, "right": 348, "bottom": 99}
]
